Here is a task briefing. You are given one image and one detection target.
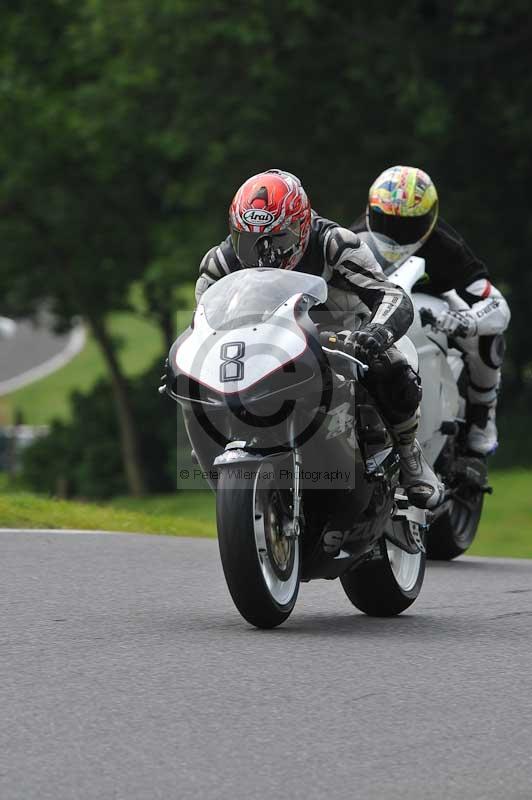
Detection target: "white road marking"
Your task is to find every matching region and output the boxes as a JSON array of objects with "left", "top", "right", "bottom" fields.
[
  {"left": 0, "top": 528, "right": 128, "bottom": 536},
  {"left": 0, "top": 325, "right": 86, "bottom": 396}
]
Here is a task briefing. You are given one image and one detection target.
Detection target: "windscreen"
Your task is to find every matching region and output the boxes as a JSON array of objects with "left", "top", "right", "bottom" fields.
[
  {"left": 200, "top": 268, "right": 328, "bottom": 331},
  {"left": 357, "top": 230, "right": 419, "bottom": 275}
]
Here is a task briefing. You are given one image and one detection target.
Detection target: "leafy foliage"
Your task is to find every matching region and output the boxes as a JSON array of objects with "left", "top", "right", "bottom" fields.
[
  {"left": 21, "top": 360, "right": 178, "bottom": 499},
  {"left": 2, "top": 0, "right": 532, "bottom": 494},
  {"left": 2, "top": 1, "right": 530, "bottom": 320}
]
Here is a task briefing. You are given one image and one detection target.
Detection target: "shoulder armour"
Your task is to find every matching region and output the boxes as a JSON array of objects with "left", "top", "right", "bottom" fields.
[
  {"left": 325, "top": 227, "right": 361, "bottom": 266},
  {"left": 199, "top": 237, "right": 239, "bottom": 279}
]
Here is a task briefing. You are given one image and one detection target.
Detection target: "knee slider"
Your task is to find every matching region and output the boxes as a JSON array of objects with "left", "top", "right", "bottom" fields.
[
  {"left": 479, "top": 334, "right": 506, "bottom": 369},
  {"left": 370, "top": 352, "right": 421, "bottom": 418},
  {"left": 394, "top": 363, "right": 422, "bottom": 415}
]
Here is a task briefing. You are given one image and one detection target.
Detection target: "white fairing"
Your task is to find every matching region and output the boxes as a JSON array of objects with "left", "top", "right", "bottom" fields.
[
  {"left": 176, "top": 294, "right": 307, "bottom": 394},
  {"left": 181, "top": 258, "right": 465, "bottom": 469},
  {"left": 379, "top": 258, "right": 425, "bottom": 372},
  {"left": 388, "top": 256, "right": 462, "bottom": 465},
  {"left": 388, "top": 256, "right": 426, "bottom": 296}
]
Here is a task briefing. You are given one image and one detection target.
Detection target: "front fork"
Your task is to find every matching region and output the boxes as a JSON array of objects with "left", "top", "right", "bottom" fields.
[
  {"left": 288, "top": 417, "right": 302, "bottom": 540},
  {"left": 213, "top": 441, "right": 302, "bottom": 540},
  {"left": 288, "top": 451, "right": 302, "bottom": 540}
]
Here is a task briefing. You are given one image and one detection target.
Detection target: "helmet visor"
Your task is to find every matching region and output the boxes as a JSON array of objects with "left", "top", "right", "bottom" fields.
[
  {"left": 368, "top": 205, "right": 437, "bottom": 246},
  {"left": 231, "top": 222, "right": 300, "bottom": 268}
]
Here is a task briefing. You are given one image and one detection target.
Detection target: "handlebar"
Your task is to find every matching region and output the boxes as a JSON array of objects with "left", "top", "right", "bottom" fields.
[{"left": 319, "top": 331, "right": 369, "bottom": 378}]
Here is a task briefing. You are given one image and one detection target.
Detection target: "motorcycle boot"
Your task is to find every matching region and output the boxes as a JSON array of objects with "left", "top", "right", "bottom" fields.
[
  {"left": 390, "top": 410, "right": 444, "bottom": 509},
  {"left": 467, "top": 399, "right": 498, "bottom": 455}
]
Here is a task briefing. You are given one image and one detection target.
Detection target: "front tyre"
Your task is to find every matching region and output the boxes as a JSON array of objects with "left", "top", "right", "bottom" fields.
[
  {"left": 426, "top": 492, "right": 484, "bottom": 560},
  {"left": 216, "top": 462, "right": 300, "bottom": 629},
  {"left": 340, "top": 538, "right": 425, "bottom": 616},
  {"left": 426, "top": 456, "right": 486, "bottom": 560}
]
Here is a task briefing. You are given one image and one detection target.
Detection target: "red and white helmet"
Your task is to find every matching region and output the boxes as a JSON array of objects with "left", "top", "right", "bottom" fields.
[{"left": 229, "top": 169, "right": 311, "bottom": 270}]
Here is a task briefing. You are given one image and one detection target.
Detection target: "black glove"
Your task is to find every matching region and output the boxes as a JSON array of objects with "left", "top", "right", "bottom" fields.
[{"left": 345, "top": 323, "right": 394, "bottom": 361}]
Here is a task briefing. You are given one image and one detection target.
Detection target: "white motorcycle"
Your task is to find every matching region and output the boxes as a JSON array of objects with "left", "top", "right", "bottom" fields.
[
  {"left": 385, "top": 252, "right": 490, "bottom": 561},
  {"left": 162, "top": 262, "right": 488, "bottom": 628}
]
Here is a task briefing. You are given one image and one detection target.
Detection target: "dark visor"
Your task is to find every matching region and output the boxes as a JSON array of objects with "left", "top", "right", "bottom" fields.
[
  {"left": 231, "top": 222, "right": 300, "bottom": 267},
  {"left": 369, "top": 206, "right": 437, "bottom": 246}
]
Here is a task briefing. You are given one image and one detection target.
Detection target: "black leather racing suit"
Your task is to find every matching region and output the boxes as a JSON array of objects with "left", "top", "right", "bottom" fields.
[{"left": 195, "top": 213, "right": 421, "bottom": 426}]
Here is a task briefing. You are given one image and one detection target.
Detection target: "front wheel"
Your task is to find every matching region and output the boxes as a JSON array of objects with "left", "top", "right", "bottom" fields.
[
  {"left": 426, "top": 454, "right": 487, "bottom": 560},
  {"left": 216, "top": 461, "right": 300, "bottom": 629},
  {"left": 426, "top": 489, "right": 484, "bottom": 560},
  {"left": 340, "top": 537, "right": 425, "bottom": 616}
]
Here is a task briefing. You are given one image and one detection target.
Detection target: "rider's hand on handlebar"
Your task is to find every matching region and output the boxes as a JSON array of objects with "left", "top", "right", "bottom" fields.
[
  {"left": 434, "top": 308, "right": 478, "bottom": 338},
  {"left": 320, "top": 330, "right": 368, "bottom": 380},
  {"left": 345, "top": 324, "right": 394, "bottom": 361}
]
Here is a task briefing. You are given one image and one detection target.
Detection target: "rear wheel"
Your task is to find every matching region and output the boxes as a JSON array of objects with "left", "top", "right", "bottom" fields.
[
  {"left": 216, "top": 460, "right": 300, "bottom": 628},
  {"left": 340, "top": 537, "right": 425, "bottom": 616}
]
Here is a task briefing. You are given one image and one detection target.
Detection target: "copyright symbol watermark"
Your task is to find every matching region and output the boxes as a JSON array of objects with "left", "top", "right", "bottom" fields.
[
  {"left": 185, "top": 314, "right": 332, "bottom": 452},
  {"left": 179, "top": 469, "right": 190, "bottom": 480}
]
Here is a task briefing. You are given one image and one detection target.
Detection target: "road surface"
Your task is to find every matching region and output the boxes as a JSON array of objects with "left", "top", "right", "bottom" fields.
[
  {"left": 0, "top": 315, "right": 85, "bottom": 396},
  {"left": 1, "top": 530, "right": 531, "bottom": 799}
]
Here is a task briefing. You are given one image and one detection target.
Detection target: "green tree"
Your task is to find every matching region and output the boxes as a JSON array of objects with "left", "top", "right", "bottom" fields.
[
  {"left": 2, "top": 0, "right": 531, "bottom": 497},
  {"left": 0, "top": 1, "right": 151, "bottom": 494}
]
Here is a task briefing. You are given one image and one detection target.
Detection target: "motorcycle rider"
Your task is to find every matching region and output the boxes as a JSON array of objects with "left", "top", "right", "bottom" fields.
[
  {"left": 351, "top": 165, "right": 511, "bottom": 455},
  {"left": 195, "top": 168, "right": 444, "bottom": 510}
]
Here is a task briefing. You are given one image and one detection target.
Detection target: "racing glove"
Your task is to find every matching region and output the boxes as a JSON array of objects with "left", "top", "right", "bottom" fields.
[
  {"left": 345, "top": 323, "right": 394, "bottom": 361},
  {"left": 434, "top": 308, "right": 478, "bottom": 338}
]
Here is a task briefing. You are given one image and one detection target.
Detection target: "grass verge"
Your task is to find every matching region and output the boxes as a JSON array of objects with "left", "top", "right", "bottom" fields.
[
  {"left": 1, "top": 470, "right": 530, "bottom": 558},
  {"left": 468, "top": 469, "right": 532, "bottom": 558},
  {"left": 0, "top": 484, "right": 216, "bottom": 538}
]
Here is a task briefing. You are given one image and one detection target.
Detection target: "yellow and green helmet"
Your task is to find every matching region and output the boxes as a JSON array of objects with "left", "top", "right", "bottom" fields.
[{"left": 367, "top": 165, "right": 438, "bottom": 254}]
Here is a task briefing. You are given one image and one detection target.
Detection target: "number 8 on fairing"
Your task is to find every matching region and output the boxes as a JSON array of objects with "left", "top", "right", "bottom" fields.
[{"left": 220, "top": 342, "right": 245, "bottom": 383}]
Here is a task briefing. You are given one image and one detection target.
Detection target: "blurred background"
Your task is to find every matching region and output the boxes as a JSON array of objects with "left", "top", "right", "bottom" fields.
[{"left": 1, "top": 0, "right": 531, "bottom": 551}]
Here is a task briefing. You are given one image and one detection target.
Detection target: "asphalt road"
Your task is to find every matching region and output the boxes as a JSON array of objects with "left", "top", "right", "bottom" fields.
[
  {"left": 0, "top": 315, "right": 84, "bottom": 396},
  {"left": 1, "top": 530, "right": 531, "bottom": 800}
]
